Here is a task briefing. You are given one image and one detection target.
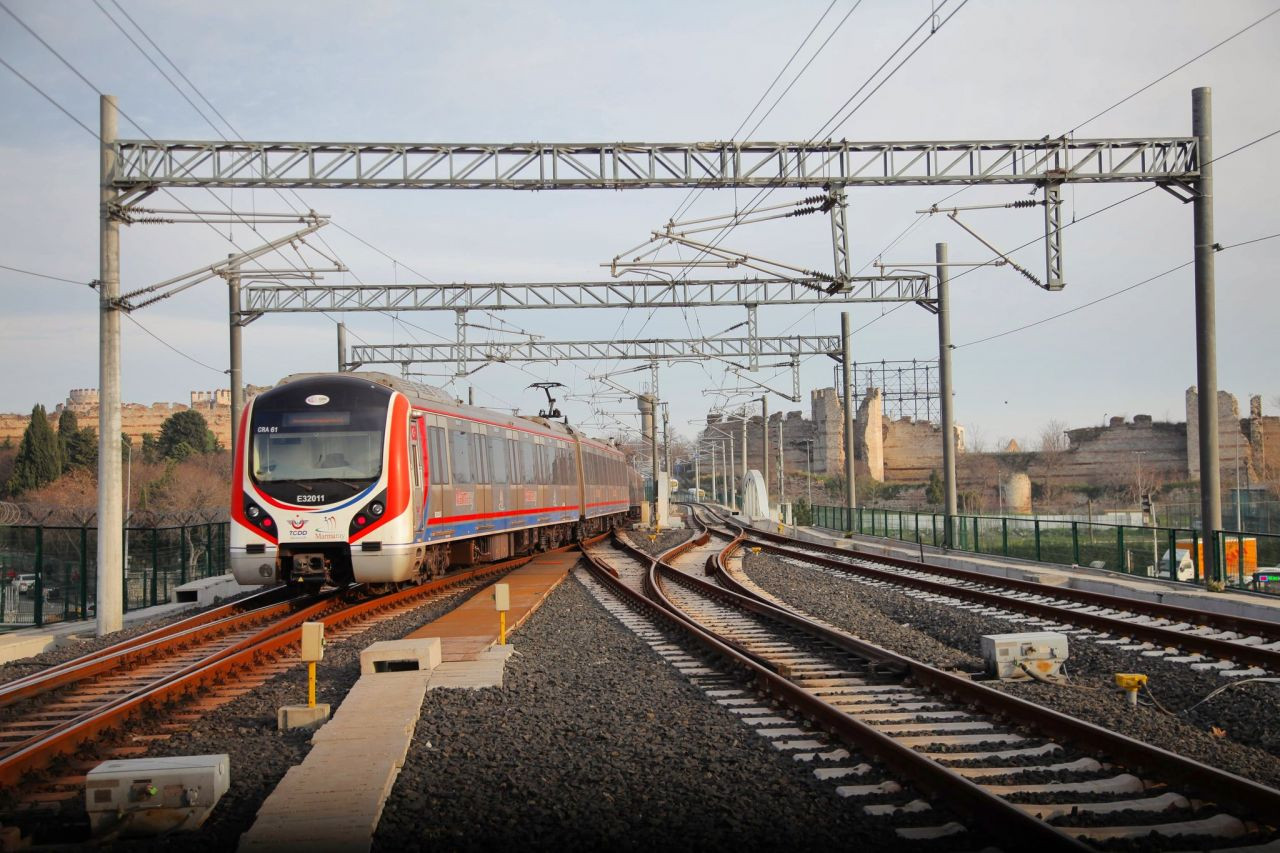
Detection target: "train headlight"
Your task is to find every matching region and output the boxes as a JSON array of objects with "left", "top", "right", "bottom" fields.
[
  {"left": 349, "top": 490, "right": 388, "bottom": 537},
  {"left": 242, "top": 495, "right": 275, "bottom": 538}
]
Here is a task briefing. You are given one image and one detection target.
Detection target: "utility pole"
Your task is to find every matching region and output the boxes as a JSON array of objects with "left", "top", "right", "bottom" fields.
[
  {"left": 777, "top": 419, "right": 784, "bottom": 513},
  {"left": 662, "top": 402, "right": 670, "bottom": 486},
  {"left": 841, "top": 311, "right": 856, "bottom": 517},
  {"left": 760, "top": 396, "right": 769, "bottom": 501},
  {"left": 740, "top": 413, "right": 747, "bottom": 503},
  {"left": 96, "top": 94, "right": 123, "bottom": 637},
  {"left": 337, "top": 322, "right": 347, "bottom": 371},
  {"left": 937, "top": 243, "right": 958, "bottom": 548},
  {"left": 638, "top": 394, "right": 658, "bottom": 525},
  {"left": 228, "top": 254, "right": 244, "bottom": 458},
  {"left": 1192, "top": 87, "right": 1222, "bottom": 585}
]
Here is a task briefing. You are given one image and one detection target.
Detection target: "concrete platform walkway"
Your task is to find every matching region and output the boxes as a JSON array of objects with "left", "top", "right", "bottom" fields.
[{"left": 239, "top": 548, "right": 581, "bottom": 851}]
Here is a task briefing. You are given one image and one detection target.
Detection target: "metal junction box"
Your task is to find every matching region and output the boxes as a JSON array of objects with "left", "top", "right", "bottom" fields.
[
  {"left": 85, "top": 754, "right": 230, "bottom": 836},
  {"left": 981, "top": 632, "right": 1069, "bottom": 680}
]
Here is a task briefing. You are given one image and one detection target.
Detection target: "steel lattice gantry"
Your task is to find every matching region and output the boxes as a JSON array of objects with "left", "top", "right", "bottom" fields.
[
  {"left": 109, "top": 137, "right": 1197, "bottom": 190},
  {"left": 242, "top": 275, "right": 931, "bottom": 313},
  {"left": 349, "top": 334, "right": 839, "bottom": 367}
]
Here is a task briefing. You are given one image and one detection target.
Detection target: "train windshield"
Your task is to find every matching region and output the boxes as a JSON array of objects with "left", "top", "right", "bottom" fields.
[{"left": 249, "top": 377, "right": 391, "bottom": 504}]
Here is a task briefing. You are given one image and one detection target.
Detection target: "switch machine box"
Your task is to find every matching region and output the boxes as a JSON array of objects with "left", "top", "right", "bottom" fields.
[
  {"left": 85, "top": 754, "right": 230, "bottom": 836},
  {"left": 981, "top": 632, "right": 1069, "bottom": 680}
]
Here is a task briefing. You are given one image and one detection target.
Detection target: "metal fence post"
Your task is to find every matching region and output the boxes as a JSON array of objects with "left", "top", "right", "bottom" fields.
[
  {"left": 79, "top": 526, "right": 88, "bottom": 620},
  {"left": 1117, "top": 526, "right": 1126, "bottom": 575},
  {"left": 1034, "top": 520, "right": 1041, "bottom": 562},
  {"left": 205, "top": 523, "right": 213, "bottom": 577},
  {"left": 1002, "top": 518, "right": 1009, "bottom": 556},
  {"left": 1168, "top": 528, "right": 1177, "bottom": 580},
  {"left": 1072, "top": 521, "right": 1080, "bottom": 565},
  {"left": 973, "top": 517, "right": 979, "bottom": 553},
  {"left": 150, "top": 527, "right": 159, "bottom": 607},
  {"left": 33, "top": 526, "right": 43, "bottom": 628},
  {"left": 180, "top": 525, "right": 188, "bottom": 587}
]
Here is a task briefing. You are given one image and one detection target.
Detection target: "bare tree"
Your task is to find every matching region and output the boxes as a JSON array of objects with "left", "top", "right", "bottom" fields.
[{"left": 1036, "top": 419, "right": 1070, "bottom": 507}]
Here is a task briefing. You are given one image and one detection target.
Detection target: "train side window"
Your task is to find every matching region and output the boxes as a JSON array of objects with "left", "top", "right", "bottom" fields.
[
  {"left": 488, "top": 432, "right": 508, "bottom": 484},
  {"left": 508, "top": 438, "right": 520, "bottom": 482},
  {"left": 427, "top": 426, "right": 449, "bottom": 484},
  {"left": 450, "top": 428, "right": 474, "bottom": 483},
  {"left": 521, "top": 440, "right": 538, "bottom": 482},
  {"left": 539, "top": 444, "right": 554, "bottom": 485},
  {"left": 472, "top": 433, "right": 489, "bottom": 483}
]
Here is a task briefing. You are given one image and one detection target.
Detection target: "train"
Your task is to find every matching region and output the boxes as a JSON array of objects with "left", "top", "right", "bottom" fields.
[{"left": 231, "top": 372, "right": 642, "bottom": 589}]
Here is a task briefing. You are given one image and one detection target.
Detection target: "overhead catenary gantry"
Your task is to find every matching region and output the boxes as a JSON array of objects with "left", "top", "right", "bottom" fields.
[
  {"left": 94, "top": 94, "right": 1221, "bottom": 637},
  {"left": 347, "top": 334, "right": 839, "bottom": 368}
]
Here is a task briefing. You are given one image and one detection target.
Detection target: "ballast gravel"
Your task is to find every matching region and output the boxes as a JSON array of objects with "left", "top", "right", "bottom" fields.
[
  {"left": 18, "top": 585, "right": 472, "bottom": 851},
  {"left": 741, "top": 549, "right": 1280, "bottom": 791},
  {"left": 374, "top": 574, "right": 909, "bottom": 851}
]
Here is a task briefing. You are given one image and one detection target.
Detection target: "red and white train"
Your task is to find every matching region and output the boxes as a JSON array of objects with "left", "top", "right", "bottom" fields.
[{"left": 231, "top": 372, "right": 640, "bottom": 589}]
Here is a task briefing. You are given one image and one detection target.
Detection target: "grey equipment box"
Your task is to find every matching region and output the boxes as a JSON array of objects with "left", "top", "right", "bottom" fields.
[
  {"left": 85, "top": 754, "right": 230, "bottom": 836},
  {"left": 981, "top": 631, "right": 1069, "bottom": 680}
]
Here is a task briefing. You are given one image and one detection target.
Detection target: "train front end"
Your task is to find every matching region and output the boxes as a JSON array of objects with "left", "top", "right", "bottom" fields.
[{"left": 230, "top": 374, "right": 415, "bottom": 588}]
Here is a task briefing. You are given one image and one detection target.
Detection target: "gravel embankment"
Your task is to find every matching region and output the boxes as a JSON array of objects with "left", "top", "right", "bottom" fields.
[
  {"left": 742, "top": 551, "right": 1280, "bottom": 790},
  {"left": 22, "top": 586, "right": 473, "bottom": 850},
  {"left": 374, "top": 573, "right": 928, "bottom": 851}
]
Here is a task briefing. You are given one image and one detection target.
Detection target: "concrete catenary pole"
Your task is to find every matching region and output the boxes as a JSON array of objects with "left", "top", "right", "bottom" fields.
[
  {"left": 638, "top": 394, "right": 658, "bottom": 524},
  {"left": 228, "top": 255, "right": 244, "bottom": 458},
  {"left": 841, "top": 311, "right": 856, "bottom": 519},
  {"left": 760, "top": 396, "right": 769, "bottom": 500},
  {"left": 662, "top": 403, "right": 670, "bottom": 486},
  {"left": 936, "top": 243, "right": 958, "bottom": 548},
  {"left": 728, "top": 432, "right": 736, "bottom": 509},
  {"left": 336, "top": 322, "right": 347, "bottom": 371},
  {"left": 97, "top": 95, "right": 123, "bottom": 636},
  {"left": 696, "top": 445, "right": 706, "bottom": 499},
  {"left": 777, "top": 419, "right": 785, "bottom": 516},
  {"left": 1192, "top": 87, "right": 1222, "bottom": 585},
  {"left": 740, "top": 413, "right": 747, "bottom": 503}
]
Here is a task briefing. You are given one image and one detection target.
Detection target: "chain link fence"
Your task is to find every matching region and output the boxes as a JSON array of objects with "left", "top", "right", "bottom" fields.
[
  {"left": 0, "top": 522, "right": 229, "bottom": 628},
  {"left": 810, "top": 505, "right": 1280, "bottom": 596}
]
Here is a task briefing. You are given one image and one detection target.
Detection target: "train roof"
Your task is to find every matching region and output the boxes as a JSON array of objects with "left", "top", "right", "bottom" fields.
[
  {"left": 272, "top": 372, "right": 622, "bottom": 453},
  {"left": 275, "top": 371, "right": 457, "bottom": 406}
]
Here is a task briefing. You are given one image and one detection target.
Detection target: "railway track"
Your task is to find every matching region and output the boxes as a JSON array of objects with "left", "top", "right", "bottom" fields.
[
  {"left": 580, "top": 512, "right": 1280, "bottom": 850},
  {"left": 706, "top": 509, "right": 1280, "bottom": 675},
  {"left": 0, "top": 555, "right": 538, "bottom": 796}
]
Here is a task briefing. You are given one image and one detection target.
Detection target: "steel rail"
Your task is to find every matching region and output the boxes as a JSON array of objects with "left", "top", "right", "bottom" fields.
[
  {"left": 730, "top": 521, "right": 1280, "bottom": 672},
  {"left": 704, "top": 522, "right": 1280, "bottom": 824},
  {"left": 589, "top": 529, "right": 1091, "bottom": 851},
  {"left": 0, "top": 588, "right": 315, "bottom": 710},
  {"left": 0, "top": 555, "right": 534, "bottom": 787},
  {"left": 0, "top": 585, "right": 291, "bottom": 698}
]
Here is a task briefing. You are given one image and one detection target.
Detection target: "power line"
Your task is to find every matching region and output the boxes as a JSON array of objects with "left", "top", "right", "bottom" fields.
[
  {"left": 0, "top": 263, "right": 92, "bottom": 286},
  {"left": 954, "top": 231, "right": 1280, "bottom": 350},
  {"left": 1069, "top": 5, "right": 1280, "bottom": 134},
  {"left": 121, "top": 312, "right": 225, "bottom": 375}
]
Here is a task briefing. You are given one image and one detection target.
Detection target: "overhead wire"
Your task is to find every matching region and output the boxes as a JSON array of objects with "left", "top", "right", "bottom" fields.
[
  {"left": 600, "top": 0, "right": 864, "bottom": 412},
  {"left": 92, "top": 0, "right": 448, "bottom": 347},
  {"left": 954, "top": 231, "right": 1280, "bottom": 350},
  {"left": 801, "top": 5, "right": 1280, "bottom": 366}
]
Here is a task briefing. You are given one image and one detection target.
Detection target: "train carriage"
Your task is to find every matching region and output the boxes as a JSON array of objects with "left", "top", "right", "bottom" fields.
[{"left": 231, "top": 372, "right": 636, "bottom": 589}]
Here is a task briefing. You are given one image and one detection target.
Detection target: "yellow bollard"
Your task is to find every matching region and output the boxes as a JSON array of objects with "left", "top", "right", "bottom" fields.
[
  {"left": 1114, "top": 672, "right": 1148, "bottom": 707},
  {"left": 494, "top": 583, "right": 510, "bottom": 645},
  {"left": 307, "top": 661, "right": 316, "bottom": 708}
]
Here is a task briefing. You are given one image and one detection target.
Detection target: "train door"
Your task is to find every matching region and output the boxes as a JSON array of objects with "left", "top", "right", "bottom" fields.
[
  {"left": 471, "top": 426, "right": 491, "bottom": 528},
  {"left": 409, "top": 413, "right": 425, "bottom": 537},
  {"left": 426, "top": 420, "right": 449, "bottom": 527}
]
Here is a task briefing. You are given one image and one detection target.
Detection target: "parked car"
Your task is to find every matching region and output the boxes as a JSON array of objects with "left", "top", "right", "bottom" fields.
[{"left": 15, "top": 573, "right": 37, "bottom": 594}]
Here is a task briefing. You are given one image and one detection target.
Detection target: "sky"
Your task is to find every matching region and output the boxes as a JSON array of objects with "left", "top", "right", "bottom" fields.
[{"left": 1, "top": 0, "right": 1278, "bottom": 453}]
